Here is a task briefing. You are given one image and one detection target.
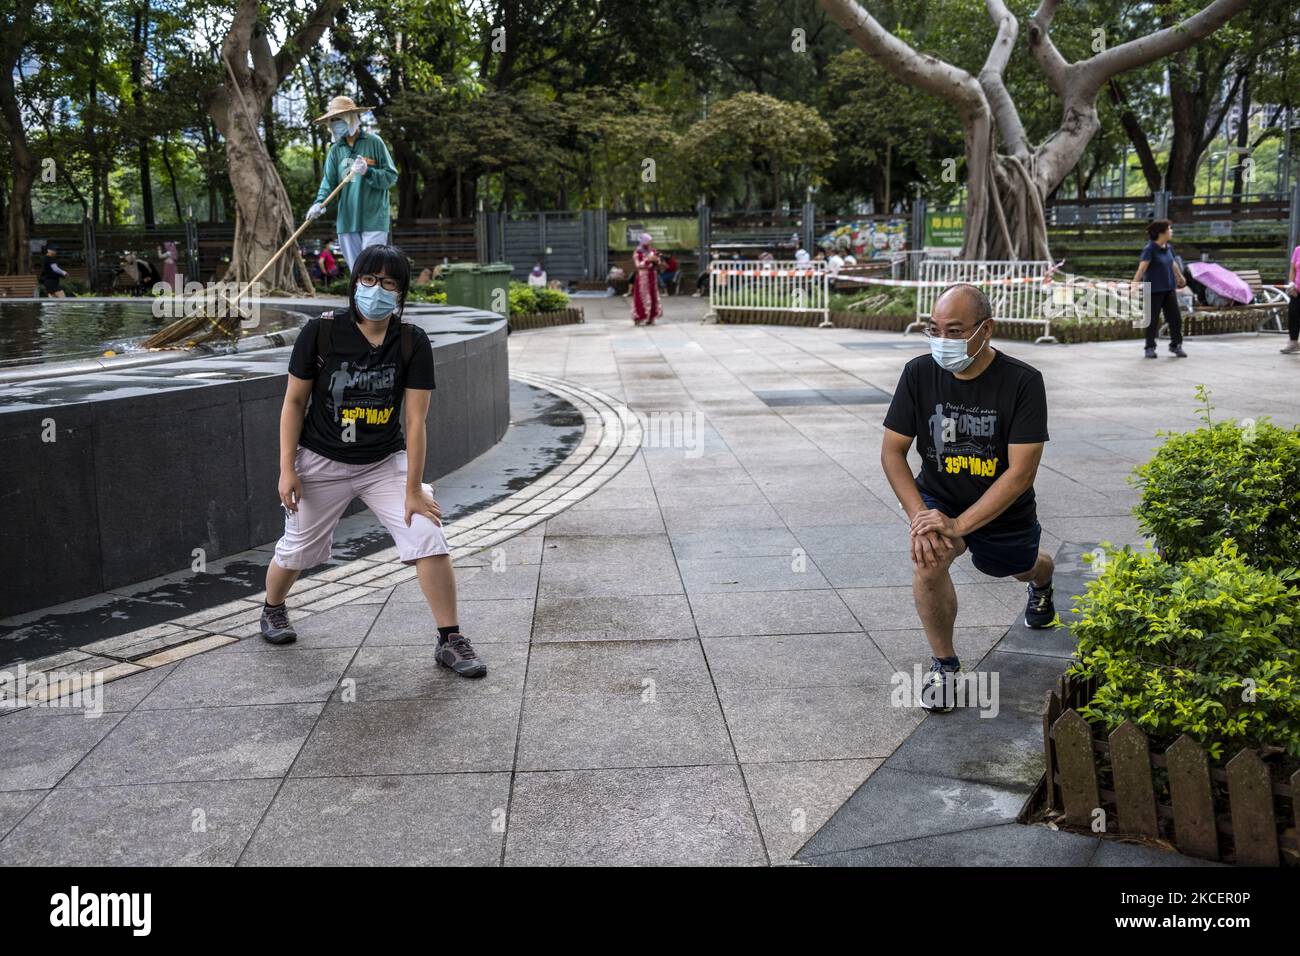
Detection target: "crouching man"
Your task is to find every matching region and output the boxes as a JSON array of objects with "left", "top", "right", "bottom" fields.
[{"left": 880, "top": 284, "right": 1056, "bottom": 713}]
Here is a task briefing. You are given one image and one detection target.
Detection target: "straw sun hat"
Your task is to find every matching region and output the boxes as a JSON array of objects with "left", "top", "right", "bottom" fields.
[{"left": 313, "top": 95, "right": 373, "bottom": 123}]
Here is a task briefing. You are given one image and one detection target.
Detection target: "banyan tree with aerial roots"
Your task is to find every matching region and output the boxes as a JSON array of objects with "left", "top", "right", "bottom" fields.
[{"left": 818, "top": 0, "right": 1251, "bottom": 261}]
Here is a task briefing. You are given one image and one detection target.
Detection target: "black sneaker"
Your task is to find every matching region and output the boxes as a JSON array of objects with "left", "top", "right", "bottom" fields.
[
  {"left": 920, "top": 659, "right": 960, "bottom": 713},
  {"left": 260, "top": 602, "right": 297, "bottom": 645},
  {"left": 1025, "top": 582, "right": 1056, "bottom": 629},
  {"left": 436, "top": 633, "right": 487, "bottom": 678}
]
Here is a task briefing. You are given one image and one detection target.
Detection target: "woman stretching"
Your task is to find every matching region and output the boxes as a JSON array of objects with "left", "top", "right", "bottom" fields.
[{"left": 259, "top": 244, "right": 486, "bottom": 678}]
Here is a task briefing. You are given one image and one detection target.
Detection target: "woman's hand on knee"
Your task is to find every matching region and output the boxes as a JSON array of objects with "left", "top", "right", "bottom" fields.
[{"left": 405, "top": 488, "right": 442, "bottom": 527}]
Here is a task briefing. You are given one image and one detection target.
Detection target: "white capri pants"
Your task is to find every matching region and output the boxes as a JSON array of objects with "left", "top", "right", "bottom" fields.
[
  {"left": 338, "top": 231, "right": 390, "bottom": 271},
  {"left": 273, "top": 447, "right": 449, "bottom": 571}
]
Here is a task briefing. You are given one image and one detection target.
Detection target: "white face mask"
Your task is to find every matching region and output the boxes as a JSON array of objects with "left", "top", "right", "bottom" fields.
[
  {"left": 329, "top": 117, "right": 357, "bottom": 141},
  {"left": 929, "top": 322, "right": 990, "bottom": 373}
]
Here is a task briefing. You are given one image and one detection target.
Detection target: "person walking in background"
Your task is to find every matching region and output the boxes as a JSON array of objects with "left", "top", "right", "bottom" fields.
[
  {"left": 1132, "top": 219, "right": 1187, "bottom": 359},
  {"left": 630, "top": 232, "right": 662, "bottom": 325},
  {"left": 1281, "top": 242, "right": 1300, "bottom": 354},
  {"left": 528, "top": 263, "right": 548, "bottom": 289},
  {"left": 304, "top": 96, "right": 398, "bottom": 271},
  {"left": 156, "top": 241, "right": 179, "bottom": 290},
  {"left": 39, "top": 245, "right": 67, "bottom": 297},
  {"left": 261, "top": 244, "right": 486, "bottom": 678}
]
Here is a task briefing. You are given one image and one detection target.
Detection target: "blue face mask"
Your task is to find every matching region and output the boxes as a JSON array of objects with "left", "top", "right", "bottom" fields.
[
  {"left": 355, "top": 283, "right": 399, "bottom": 321},
  {"left": 330, "top": 119, "right": 351, "bottom": 139},
  {"left": 929, "top": 322, "right": 989, "bottom": 373}
]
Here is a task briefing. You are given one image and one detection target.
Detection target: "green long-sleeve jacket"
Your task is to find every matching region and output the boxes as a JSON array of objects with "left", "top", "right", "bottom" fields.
[{"left": 314, "top": 129, "right": 398, "bottom": 234}]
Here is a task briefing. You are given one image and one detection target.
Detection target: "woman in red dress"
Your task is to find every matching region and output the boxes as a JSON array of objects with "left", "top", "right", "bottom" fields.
[{"left": 630, "top": 232, "right": 662, "bottom": 325}]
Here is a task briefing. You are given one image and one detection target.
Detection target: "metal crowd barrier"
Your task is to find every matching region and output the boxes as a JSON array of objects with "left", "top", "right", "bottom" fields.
[
  {"left": 907, "top": 259, "right": 1056, "bottom": 343},
  {"left": 706, "top": 260, "right": 831, "bottom": 327}
]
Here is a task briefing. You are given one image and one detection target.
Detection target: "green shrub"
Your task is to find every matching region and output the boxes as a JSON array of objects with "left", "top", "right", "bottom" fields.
[
  {"left": 1131, "top": 386, "right": 1300, "bottom": 571},
  {"left": 1069, "top": 540, "right": 1300, "bottom": 759},
  {"left": 407, "top": 280, "right": 446, "bottom": 304},
  {"left": 507, "top": 283, "right": 538, "bottom": 315},
  {"left": 532, "top": 287, "right": 569, "bottom": 312},
  {"left": 505, "top": 282, "right": 568, "bottom": 314}
]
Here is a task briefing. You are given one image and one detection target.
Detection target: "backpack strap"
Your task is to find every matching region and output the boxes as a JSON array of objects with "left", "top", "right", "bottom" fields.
[
  {"left": 400, "top": 321, "right": 414, "bottom": 371},
  {"left": 315, "top": 311, "right": 335, "bottom": 371}
]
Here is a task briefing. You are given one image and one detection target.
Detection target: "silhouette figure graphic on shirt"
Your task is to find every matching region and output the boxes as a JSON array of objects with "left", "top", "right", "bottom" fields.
[
  {"left": 929, "top": 403, "right": 948, "bottom": 462},
  {"left": 328, "top": 361, "right": 352, "bottom": 420}
]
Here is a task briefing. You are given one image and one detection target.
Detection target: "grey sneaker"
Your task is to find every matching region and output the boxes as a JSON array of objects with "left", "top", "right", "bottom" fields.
[
  {"left": 436, "top": 633, "right": 487, "bottom": 678},
  {"left": 920, "top": 659, "right": 960, "bottom": 713},
  {"left": 1170, "top": 345, "right": 1188, "bottom": 358},
  {"left": 1281, "top": 341, "right": 1300, "bottom": 354},
  {"left": 1144, "top": 347, "right": 1158, "bottom": 359},
  {"left": 260, "top": 603, "right": 297, "bottom": 645}
]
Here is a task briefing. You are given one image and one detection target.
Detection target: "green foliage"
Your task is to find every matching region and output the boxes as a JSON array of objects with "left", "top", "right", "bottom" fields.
[
  {"left": 678, "top": 92, "right": 833, "bottom": 209},
  {"left": 407, "top": 279, "right": 446, "bottom": 305},
  {"left": 532, "top": 287, "right": 570, "bottom": 313},
  {"left": 1131, "top": 387, "right": 1300, "bottom": 571},
  {"left": 830, "top": 286, "right": 915, "bottom": 315},
  {"left": 1069, "top": 541, "right": 1300, "bottom": 759},
  {"left": 507, "top": 282, "right": 568, "bottom": 315}
]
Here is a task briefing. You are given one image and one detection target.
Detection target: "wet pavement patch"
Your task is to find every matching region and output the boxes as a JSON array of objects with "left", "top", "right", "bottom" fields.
[
  {"left": 754, "top": 387, "right": 891, "bottom": 407},
  {"left": 0, "top": 380, "right": 583, "bottom": 667}
]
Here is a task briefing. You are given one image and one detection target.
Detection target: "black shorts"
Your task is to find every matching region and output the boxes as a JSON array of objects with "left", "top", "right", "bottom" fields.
[{"left": 919, "top": 489, "right": 1041, "bottom": 578}]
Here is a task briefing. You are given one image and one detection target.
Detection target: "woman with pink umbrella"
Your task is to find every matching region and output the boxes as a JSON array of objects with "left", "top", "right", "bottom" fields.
[
  {"left": 1133, "top": 219, "right": 1188, "bottom": 359},
  {"left": 1282, "top": 242, "right": 1300, "bottom": 354}
]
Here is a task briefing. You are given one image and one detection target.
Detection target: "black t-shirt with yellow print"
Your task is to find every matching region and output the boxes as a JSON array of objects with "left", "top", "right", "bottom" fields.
[
  {"left": 287, "top": 310, "right": 436, "bottom": 465},
  {"left": 883, "top": 350, "right": 1049, "bottom": 531}
]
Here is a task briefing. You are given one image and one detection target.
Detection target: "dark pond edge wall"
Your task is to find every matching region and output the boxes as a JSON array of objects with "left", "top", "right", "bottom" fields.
[{"left": 0, "top": 306, "right": 509, "bottom": 617}]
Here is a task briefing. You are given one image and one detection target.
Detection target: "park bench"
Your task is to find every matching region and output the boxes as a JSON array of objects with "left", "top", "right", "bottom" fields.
[
  {"left": 1177, "top": 267, "right": 1289, "bottom": 335},
  {"left": 0, "top": 275, "right": 38, "bottom": 298}
]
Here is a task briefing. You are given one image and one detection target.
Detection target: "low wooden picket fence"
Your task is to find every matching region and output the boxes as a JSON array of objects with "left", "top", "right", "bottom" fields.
[
  {"left": 1044, "top": 672, "right": 1298, "bottom": 866},
  {"left": 508, "top": 307, "right": 585, "bottom": 331}
]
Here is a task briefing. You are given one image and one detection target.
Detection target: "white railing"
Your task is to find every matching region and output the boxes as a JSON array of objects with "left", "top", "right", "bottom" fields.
[
  {"left": 706, "top": 260, "right": 831, "bottom": 327},
  {"left": 908, "top": 259, "right": 1056, "bottom": 343}
]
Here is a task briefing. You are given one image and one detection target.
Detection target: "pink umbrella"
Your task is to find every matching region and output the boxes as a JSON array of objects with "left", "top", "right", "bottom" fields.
[{"left": 1188, "top": 261, "right": 1253, "bottom": 305}]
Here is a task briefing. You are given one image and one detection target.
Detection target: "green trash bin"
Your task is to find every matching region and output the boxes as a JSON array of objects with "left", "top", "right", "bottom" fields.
[
  {"left": 442, "top": 263, "right": 478, "bottom": 310},
  {"left": 443, "top": 262, "right": 512, "bottom": 317},
  {"left": 478, "top": 263, "right": 512, "bottom": 317}
]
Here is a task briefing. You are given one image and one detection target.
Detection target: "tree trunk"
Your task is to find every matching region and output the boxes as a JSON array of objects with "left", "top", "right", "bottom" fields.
[
  {"left": 1231, "top": 69, "right": 1252, "bottom": 202},
  {"left": 0, "top": 0, "right": 36, "bottom": 274},
  {"left": 211, "top": 88, "right": 306, "bottom": 293},
  {"left": 1109, "top": 79, "right": 1163, "bottom": 193},
  {"left": 202, "top": 0, "right": 341, "bottom": 295},
  {"left": 132, "top": 4, "right": 155, "bottom": 226},
  {"left": 819, "top": 0, "right": 1248, "bottom": 259},
  {"left": 160, "top": 135, "right": 184, "bottom": 221}
]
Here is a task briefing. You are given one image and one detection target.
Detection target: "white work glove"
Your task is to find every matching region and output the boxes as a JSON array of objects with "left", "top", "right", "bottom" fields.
[
  {"left": 306, "top": 202, "right": 326, "bottom": 221},
  {"left": 350, "top": 156, "right": 369, "bottom": 178}
]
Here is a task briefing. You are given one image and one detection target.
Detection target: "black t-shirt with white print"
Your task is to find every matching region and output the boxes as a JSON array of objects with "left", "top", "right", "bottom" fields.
[
  {"left": 287, "top": 310, "right": 436, "bottom": 465},
  {"left": 882, "top": 350, "right": 1049, "bottom": 531}
]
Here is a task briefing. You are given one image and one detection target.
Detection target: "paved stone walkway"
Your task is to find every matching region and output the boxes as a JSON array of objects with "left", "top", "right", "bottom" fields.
[{"left": 2, "top": 293, "right": 1297, "bottom": 865}]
